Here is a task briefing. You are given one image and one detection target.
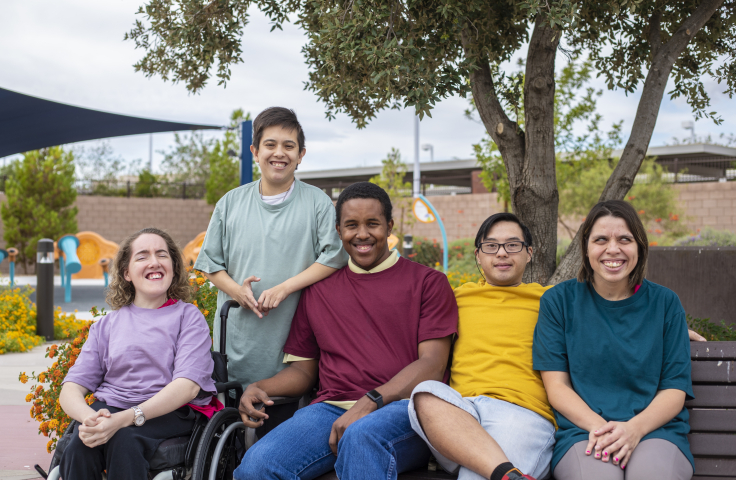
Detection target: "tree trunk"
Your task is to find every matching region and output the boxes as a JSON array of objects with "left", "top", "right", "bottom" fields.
[
  {"left": 517, "top": 19, "right": 559, "bottom": 285},
  {"left": 463, "top": 18, "right": 559, "bottom": 284},
  {"left": 549, "top": 0, "right": 725, "bottom": 285}
]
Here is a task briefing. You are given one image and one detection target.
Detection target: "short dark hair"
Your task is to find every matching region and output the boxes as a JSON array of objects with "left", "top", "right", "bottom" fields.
[
  {"left": 474, "top": 213, "right": 533, "bottom": 249},
  {"left": 253, "top": 107, "right": 305, "bottom": 153},
  {"left": 578, "top": 200, "right": 649, "bottom": 287},
  {"left": 335, "top": 182, "right": 393, "bottom": 226}
]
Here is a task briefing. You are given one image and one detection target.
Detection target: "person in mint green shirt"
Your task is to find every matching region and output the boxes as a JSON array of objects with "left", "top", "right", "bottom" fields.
[
  {"left": 533, "top": 200, "right": 693, "bottom": 480},
  {"left": 194, "top": 107, "right": 347, "bottom": 389}
]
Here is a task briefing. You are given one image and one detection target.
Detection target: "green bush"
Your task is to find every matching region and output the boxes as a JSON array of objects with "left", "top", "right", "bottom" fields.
[
  {"left": 687, "top": 315, "right": 736, "bottom": 342},
  {"left": 672, "top": 228, "right": 736, "bottom": 247},
  {"left": 411, "top": 237, "right": 478, "bottom": 274}
]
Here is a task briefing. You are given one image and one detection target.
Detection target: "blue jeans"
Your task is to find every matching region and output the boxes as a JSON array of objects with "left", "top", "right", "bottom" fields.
[{"left": 234, "top": 400, "right": 431, "bottom": 480}]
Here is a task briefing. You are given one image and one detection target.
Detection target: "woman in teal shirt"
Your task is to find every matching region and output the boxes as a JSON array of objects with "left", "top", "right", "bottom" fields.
[{"left": 533, "top": 200, "right": 693, "bottom": 480}]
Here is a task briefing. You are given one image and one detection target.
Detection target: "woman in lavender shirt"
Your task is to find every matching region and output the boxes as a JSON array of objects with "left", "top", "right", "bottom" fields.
[{"left": 58, "top": 227, "right": 217, "bottom": 480}]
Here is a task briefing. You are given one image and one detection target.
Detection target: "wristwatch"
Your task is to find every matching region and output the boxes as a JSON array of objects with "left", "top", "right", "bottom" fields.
[
  {"left": 365, "top": 389, "right": 384, "bottom": 409},
  {"left": 132, "top": 405, "right": 146, "bottom": 427}
]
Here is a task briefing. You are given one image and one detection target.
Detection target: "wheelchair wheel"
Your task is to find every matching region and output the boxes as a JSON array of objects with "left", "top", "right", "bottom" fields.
[{"left": 191, "top": 408, "right": 245, "bottom": 480}]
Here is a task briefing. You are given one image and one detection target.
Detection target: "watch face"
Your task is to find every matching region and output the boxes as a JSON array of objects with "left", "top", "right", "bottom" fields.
[{"left": 135, "top": 415, "right": 145, "bottom": 426}]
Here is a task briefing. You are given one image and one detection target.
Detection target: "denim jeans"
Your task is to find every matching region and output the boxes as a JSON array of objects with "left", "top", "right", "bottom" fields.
[
  {"left": 234, "top": 400, "right": 431, "bottom": 480},
  {"left": 409, "top": 381, "right": 556, "bottom": 480}
]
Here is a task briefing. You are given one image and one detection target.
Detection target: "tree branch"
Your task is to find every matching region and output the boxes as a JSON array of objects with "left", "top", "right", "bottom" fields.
[
  {"left": 460, "top": 29, "right": 525, "bottom": 185},
  {"left": 648, "top": 11, "right": 662, "bottom": 57},
  {"left": 550, "top": 0, "right": 725, "bottom": 284}
]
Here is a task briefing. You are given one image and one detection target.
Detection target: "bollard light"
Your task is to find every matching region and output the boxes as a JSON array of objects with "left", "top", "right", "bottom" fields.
[
  {"left": 36, "top": 239, "right": 55, "bottom": 341},
  {"left": 403, "top": 234, "right": 414, "bottom": 258}
]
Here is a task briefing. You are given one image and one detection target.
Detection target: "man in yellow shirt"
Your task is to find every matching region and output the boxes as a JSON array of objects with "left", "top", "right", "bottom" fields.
[{"left": 408, "top": 213, "right": 554, "bottom": 480}]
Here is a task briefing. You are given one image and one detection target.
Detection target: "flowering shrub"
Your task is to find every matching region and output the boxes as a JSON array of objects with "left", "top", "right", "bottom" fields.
[
  {"left": 20, "top": 315, "right": 95, "bottom": 453},
  {"left": 54, "top": 307, "right": 87, "bottom": 340},
  {"left": 189, "top": 266, "right": 218, "bottom": 337},
  {"left": 446, "top": 270, "right": 483, "bottom": 289},
  {"left": 0, "top": 286, "right": 42, "bottom": 354}
]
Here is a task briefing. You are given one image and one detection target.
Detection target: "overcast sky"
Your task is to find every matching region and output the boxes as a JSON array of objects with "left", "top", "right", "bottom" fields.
[{"left": 1, "top": 1, "right": 733, "bottom": 173}]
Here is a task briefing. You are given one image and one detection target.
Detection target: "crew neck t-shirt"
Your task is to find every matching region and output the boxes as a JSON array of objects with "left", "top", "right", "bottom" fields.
[
  {"left": 194, "top": 179, "right": 348, "bottom": 388},
  {"left": 451, "top": 282, "right": 555, "bottom": 425},
  {"left": 533, "top": 278, "right": 694, "bottom": 472},
  {"left": 283, "top": 257, "right": 458, "bottom": 405},
  {"left": 63, "top": 301, "right": 216, "bottom": 409},
  {"left": 260, "top": 180, "right": 295, "bottom": 205}
]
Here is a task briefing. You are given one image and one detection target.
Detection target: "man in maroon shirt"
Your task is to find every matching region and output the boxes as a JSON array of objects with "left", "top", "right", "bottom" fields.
[{"left": 233, "top": 182, "right": 458, "bottom": 480}]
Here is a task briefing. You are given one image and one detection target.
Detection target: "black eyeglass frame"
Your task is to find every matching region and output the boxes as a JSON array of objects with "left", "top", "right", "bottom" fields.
[{"left": 478, "top": 241, "right": 529, "bottom": 255}]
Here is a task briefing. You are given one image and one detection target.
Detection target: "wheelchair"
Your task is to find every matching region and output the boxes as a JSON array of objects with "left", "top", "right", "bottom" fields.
[{"left": 42, "top": 300, "right": 249, "bottom": 480}]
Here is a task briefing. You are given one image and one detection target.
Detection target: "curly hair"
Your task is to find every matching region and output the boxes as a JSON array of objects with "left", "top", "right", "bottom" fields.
[{"left": 106, "top": 228, "right": 192, "bottom": 310}]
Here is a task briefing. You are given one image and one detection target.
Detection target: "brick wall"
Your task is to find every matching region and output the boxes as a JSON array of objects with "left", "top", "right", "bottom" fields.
[
  {"left": 673, "top": 182, "right": 736, "bottom": 232},
  {"left": 400, "top": 181, "right": 736, "bottom": 243}
]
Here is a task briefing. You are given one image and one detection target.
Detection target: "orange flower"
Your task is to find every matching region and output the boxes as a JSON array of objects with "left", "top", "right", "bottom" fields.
[
  {"left": 628, "top": 195, "right": 636, "bottom": 200},
  {"left": 46, "top": 440, "right": 53, "bottom": 454},
  {"left": 638, "top": 210, "right": 645, "bottom": 215},
  {"left": 72, "top": 348, "right": 80, "bottom": 356},
  {"left": 670, "top": 214, "right": 679, "bottom": 221},
  {"left": 655, "top": 229, "right": 662, "bottom": 234},
  {"left": 25, "top": 393, "right": 33, "bottom": 403},
  {"left": 18, "top": 372, "right": 28, "bottom": 384},
  {"left": 655, "top": 218, "right": 662, "bottom": 223},
  {"left": 649, "top": 241, "right": 659, "bottom": 246}
]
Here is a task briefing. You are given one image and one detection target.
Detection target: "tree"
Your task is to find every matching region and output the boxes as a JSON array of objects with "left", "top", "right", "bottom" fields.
[
  {"left": 74, "top": 141, "right": 142, "bottom": 196},
  {"left": 125, "top": 0, "right": 734, "bottom": 284},
  {"left": 205, "top": 109, "right": 259, "bottom": 205},
  {"left": 1, "top": 147, "right": 78, "bottom": 273},
  {"left": 160, "top": 130, "right": 215, "bottom": 185},
  {"left": 369, "top": 148, "right": 414, "bottom": 250}
]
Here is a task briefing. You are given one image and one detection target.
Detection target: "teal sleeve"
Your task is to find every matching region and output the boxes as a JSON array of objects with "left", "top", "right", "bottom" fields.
[
  {"left": 193, "top": 201, "right": 227, "bottom": 274},
  {"left": 659, "top": 294, "right": 694, "bottom": 399},
  {"left": 533, "top": 289, "right": 569, "bottom": 372},
  {"left": 314, "top": 201, "right": 348, "bottom": 269}
]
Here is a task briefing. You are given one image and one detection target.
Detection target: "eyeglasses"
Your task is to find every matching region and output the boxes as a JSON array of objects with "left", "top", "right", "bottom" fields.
[{"left": 479, "top": 241, "right": 527, "bottom": 254}]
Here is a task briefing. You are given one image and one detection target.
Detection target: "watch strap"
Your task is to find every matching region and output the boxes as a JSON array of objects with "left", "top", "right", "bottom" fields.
[
  {"left": 365, "top": 389, "right": 384, "bottom": 409},
  {"left": 132, "top": 405, "right": 145, "bottom": 426}
]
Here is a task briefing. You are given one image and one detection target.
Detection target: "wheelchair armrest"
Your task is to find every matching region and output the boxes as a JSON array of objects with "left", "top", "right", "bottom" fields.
[{"left": 215, "top": 381, "right": 242, "bottom": 394}]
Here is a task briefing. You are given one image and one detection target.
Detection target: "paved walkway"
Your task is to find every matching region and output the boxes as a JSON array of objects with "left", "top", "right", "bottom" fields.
[{"left": 0, "top": 277, "right": 109, "bottom": 479}]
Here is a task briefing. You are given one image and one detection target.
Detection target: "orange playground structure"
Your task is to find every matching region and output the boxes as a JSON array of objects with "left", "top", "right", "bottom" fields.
[{"left": 55, "top": 232, "right": 119, "bottom": 279}]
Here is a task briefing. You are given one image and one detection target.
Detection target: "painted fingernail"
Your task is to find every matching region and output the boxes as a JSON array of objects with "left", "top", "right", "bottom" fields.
[
  {"left": 586, "top": 450, "right": 590, "bottom": 454},
  {"left": 603, "top": 452, "right": 608, "bottom": 456},
  {"left": 614, "top": 457, "right": 619, "bottom": 462},
  {"left": 622, "top": 465, "right": 626, "bottom": 470}
]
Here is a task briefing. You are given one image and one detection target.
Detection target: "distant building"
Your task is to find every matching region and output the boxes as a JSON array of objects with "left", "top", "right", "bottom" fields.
[{"left": 296, "top": 144, "right": 736, "bottom": 198}]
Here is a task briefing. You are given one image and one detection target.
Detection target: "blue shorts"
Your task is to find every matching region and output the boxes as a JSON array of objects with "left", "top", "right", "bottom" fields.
[{"left": 408, "top": 381, "right": 556, "bottom": 480}]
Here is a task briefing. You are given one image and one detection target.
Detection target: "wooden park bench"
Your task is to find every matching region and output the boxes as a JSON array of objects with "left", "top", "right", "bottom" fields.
[{"left": 312, "top": 341, "right": 736, "bottom": 480}]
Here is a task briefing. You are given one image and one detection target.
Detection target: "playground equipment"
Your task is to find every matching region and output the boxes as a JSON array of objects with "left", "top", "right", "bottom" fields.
[
  {"left": 99, "top": 258, "right": 111, "bottom": 287},
  {"left": 57, "top": 235, "right": 82, "bottom": 303},
  {"left": 72, "top": 232, "right": 119, "bottom": 279},
  {"left": 7, "top": 248, "right": 17, "bottom": 286},
  {"left": 183, "top": 232, "right": 206, "bottom": 266},
  {"left": 387, "top": 234, "right": 400, "bottom": 253}
]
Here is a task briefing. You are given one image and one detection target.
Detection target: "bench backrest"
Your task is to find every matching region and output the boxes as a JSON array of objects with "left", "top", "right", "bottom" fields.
[{"left": 687, "top": 341, "right": 736, "bottom": 479}]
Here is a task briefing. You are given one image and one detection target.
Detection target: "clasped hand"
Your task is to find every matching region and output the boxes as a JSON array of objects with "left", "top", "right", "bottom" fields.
[
  {"left": 235, "top": 276, "right": 292, "bottom": 318},
  {"left": 585, "top": 421, "right": 643, "bottom": 469},
  {"left": 77, "top": 409, "right": 127, "bottom": 448}
]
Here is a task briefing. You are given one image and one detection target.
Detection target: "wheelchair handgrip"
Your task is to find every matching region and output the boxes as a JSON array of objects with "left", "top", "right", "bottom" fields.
[{"left": 218, "top": 300, "right": 241, "bottom": 355}]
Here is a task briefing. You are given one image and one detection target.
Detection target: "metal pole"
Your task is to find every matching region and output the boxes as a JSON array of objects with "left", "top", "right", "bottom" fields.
[
  {"left": 240, "top": 120, "right": 254, "bottom": 186},
  {"left": 36, "top": 239, "right": 55, "bottom": 341},
  {"left": 148, "top": 134, "right": 153, "bottom": 171},
  {"left": 413, "top": 115, "right": 420, "bottom": 198},
  {"left": 418, "top": 194, "right": 448, "bottom": 273}
]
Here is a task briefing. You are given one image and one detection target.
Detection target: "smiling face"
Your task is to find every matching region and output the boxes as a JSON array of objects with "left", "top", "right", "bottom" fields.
[
  {"left": 251, "top": 125, "right": 305, "bottom": 193},
  {"left": 123, "top": 233, "right": 173, "bottom": 307},
  {"left": 586, "top": 215, "right": 639, "bottom": 290},
  {"left": 337, "top": 198, "right": 394, "bottom": 271},
  {"left": 475, "top": 221, "right": 532, "bottom": 287}
]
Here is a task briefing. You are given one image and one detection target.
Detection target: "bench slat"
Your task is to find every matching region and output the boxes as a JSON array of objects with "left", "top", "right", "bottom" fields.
[
  {"left": 687, "top": 386, "right": 736, "bottom": 408},
  {"left": 689, "top": 409, "right": 736, "bottom": 432},
  {"left": 692, "top": 361, "right": 736, "bottom": 384},
  {"left": 690, "top": 433, "right": 736, "bottom": 456},
  {"left": 692, "top": 343, "right": 736, "bottom": 361},
  {"left": 692, "top": 476, "right": 736, "bottom": 480},
  {"left": 694, "top": 458, "right": 736, "bottom": 476}
]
